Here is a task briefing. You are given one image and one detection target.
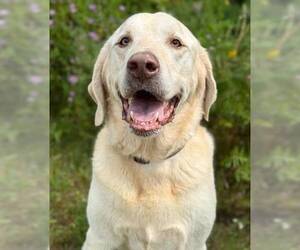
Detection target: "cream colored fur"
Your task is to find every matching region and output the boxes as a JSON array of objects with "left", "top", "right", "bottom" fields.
[{"left": 83, "top": 12, "right": 217, "bottom": 250}]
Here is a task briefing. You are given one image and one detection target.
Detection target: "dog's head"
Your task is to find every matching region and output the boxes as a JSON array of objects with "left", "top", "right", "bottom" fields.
[{"left": 89, "top": 12, "right": 216, "bottom": 137}]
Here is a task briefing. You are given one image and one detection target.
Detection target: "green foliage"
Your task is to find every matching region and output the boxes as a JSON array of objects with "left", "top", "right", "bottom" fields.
[
  {"left": 223, "top": 147, "right": 250, "bottom": 183},
  {"left": 50, "top": 0, "right": 250, "bottom": 249}
]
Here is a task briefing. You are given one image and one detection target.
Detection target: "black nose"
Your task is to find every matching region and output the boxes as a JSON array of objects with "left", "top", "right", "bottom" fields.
[{"left": 127, "top": 52, "right": 159, "bottom": 79}]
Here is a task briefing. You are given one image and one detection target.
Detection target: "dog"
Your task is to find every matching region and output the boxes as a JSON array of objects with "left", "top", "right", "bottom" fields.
[{"left": 82, "top": 12, "right": 217, "bottom": 250}]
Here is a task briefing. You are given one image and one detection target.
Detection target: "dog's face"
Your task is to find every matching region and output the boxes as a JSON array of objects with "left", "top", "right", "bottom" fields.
[{"left": 89, "top": 12, "right": 216, "bottom": 137}]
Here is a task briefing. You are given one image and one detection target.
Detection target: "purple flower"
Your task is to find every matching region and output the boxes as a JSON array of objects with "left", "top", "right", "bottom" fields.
[
  {"left": 88, "top": 4, "right": 97, "bottom": 12},
  {"left": 0, "top": 39, "right": 6, "bottom": 48},
  {"left": 68, "top": 91, "right": 76, "bottom": 103},
  {"left": 27, "top": 91, "right": 38, "bottom": 103},
  {"left": 29, "top": 3, "right": 40, "bottom": 13},
  {"left": 68, "top": 75, "right": 79, "bottom": 85},
  {"left": 0, "top": 19, "right": 6, "bottom": 28},
  {"left": 0, "top": 9, "right": 10, "bottom": 17},
  {"left": 88, "top": 31, "right": 99, "bottom": 41},
  {"left": 50, "top": 9, "right": 56, "bottom": 16},
  {"left": 87, "top": 18, "right": 95, "bottom": 24},
  {"left": 70, "top": 57, "right": 77, "bottom": 64},
  {"left": 68, "top": 97, "right": 74, "bottom": 103},
  {"left": 28, "top": 75, "right": 43, "bottom": 85},
  {"left": 118, "top": 4, "right": 126, "bottom": 12},
  {"left": 206, "top": 34, "right": 212, "bottom": 40},
  {"left": 30, "top": 91, "right": 38, "bottom": 97},
  {"left": 192, "top": 2, "right": 202, "bottom": 12},
  {"left": 69, "top": 3, "right": 77, "bottom": 13}
]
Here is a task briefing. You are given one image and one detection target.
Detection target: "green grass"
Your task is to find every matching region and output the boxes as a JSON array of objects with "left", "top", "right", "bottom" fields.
[
  {"left": 208, "top": 222, "right": 250, "bottom": 250},
  {"left": 50, "top": 146, "right": 91, "bottom": 249}
]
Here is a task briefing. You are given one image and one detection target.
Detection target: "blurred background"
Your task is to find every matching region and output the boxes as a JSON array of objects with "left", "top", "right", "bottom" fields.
[
  {"left": 252, "top": 0, "right": 300, "bottom": 249},
  {"left": 50, "top": 0, "right": 250, "bottom": 249},
  {"left": 0, "top": 0, "right": 49, "bottom": 249}
]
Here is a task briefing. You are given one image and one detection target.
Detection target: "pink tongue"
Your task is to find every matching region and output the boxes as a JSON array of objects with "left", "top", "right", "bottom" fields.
[{"left": 128, "top": 93, "right": 165, "bottom": 122}]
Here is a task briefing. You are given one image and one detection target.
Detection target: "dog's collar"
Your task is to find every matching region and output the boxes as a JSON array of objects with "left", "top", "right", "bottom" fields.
[{"left": 132, "top": 144, "right": 185, "bottom": 165}]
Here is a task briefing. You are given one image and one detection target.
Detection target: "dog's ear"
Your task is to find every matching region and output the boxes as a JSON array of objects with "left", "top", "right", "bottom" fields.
[
  {"left": 199, "top": 49, "right": 217, "bottom": 121},
  {"left": 88, "top": 42, "right": 109, "bottom": 126}
]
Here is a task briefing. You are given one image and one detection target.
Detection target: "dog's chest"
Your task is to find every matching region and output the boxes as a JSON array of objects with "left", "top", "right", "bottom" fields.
[
  {"left": 117, "top": 224, "right": 186, "bottom": 250},
  {"left": 112, "top": 193, "right": 189, "bottom": 250}
]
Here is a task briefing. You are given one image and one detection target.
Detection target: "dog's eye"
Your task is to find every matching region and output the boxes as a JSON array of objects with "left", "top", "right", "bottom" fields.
[
  {"left": 170, "top": 38, "right": 183, "bottom": 48},
  {"left": 118, "top": 36, "right": 131, "bottom": 47}
]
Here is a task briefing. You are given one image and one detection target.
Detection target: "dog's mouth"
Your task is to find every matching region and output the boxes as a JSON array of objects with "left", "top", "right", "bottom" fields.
[{"left": 120, "top": 90, "right": 180, "bottom": 136}]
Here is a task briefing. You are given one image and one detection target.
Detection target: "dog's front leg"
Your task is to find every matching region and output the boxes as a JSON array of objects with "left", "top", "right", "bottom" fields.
[{"left": 82, "top": 228, "right": 124, "bottom": 250}]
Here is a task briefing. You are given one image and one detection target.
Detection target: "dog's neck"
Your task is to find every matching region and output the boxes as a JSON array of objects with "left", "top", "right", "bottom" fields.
[{"left": 132, "top": 142, "right": 186, "bottom": 164}]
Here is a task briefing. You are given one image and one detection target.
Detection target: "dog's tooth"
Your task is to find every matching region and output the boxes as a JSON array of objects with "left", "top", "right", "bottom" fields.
[
  {"left": 155, "top": 112, "right": 159, "bottom": 121},
  {"left": 130, "top": 111, "right": 134, "bottom": 119}
]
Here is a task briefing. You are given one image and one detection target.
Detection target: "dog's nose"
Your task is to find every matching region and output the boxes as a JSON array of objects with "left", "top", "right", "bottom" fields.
[{"left": 127, "top": 52, "right": 159, "bottom": 79}]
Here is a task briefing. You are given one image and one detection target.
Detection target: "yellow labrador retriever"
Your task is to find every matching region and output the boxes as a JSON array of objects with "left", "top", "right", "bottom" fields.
[{"left": 83, "top": 12, "right": 217, "bottom": 250}]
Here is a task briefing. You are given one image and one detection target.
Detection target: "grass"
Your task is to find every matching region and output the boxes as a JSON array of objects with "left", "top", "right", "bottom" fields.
[
  {"left": 208, "top": 222, "right": 249, "bottom": 250},
  {"left": 50, "top": 146, "right": 91, "bottom": 249}
]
